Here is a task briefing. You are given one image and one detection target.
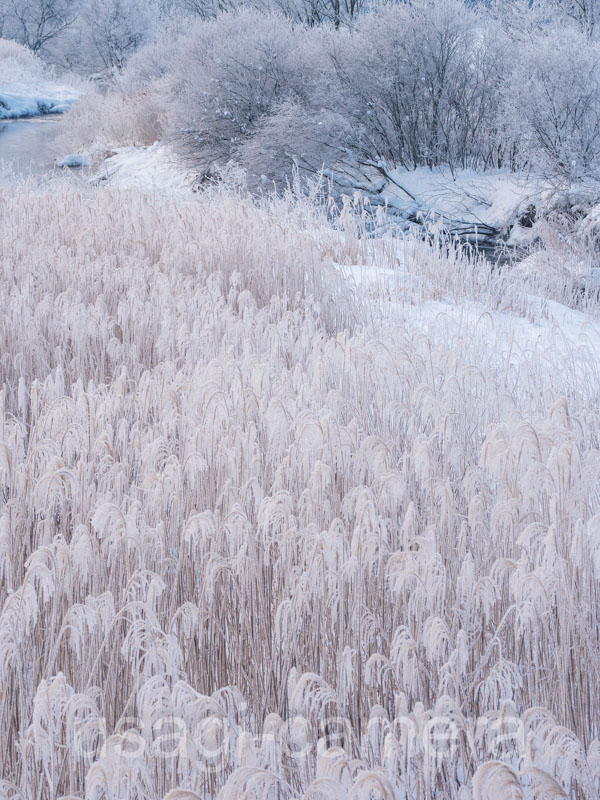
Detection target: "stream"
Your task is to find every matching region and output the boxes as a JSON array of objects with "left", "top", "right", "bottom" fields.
[{"left": 0, "top": 115, "right": 63, "bottom": 175}]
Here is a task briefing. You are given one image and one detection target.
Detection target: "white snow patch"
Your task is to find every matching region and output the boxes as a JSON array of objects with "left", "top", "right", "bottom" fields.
[
  {"left": 401, "top": 297, "right": 600, "bottom": 373},
  {"left": 336, "top": 258, "right": 600, "bottom": 389},
  {"left": 94, "top": 144, "right": 193, "bottom": 194},
  {"left": 0, "top": 82, "right": 79, "bottom": 119},
  {"left": 380, "top": 166, "right": 549, "bottom": 232}
]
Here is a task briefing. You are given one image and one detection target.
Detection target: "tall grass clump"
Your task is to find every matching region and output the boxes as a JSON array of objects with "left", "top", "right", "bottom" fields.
[
  {"left": 0, "top": 174, "right": 599, "bottom": 800},
  {"left": 59, "top": 90, "right": 167, "bottom": 152},
  {"left": 0, "top": 37, "right": 44, "bottom": 77}
]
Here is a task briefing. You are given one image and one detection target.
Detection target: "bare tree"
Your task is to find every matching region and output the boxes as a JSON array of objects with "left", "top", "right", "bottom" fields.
[
  {"left": 559, "top": 0, "right": 600, "bottom": 38},
  {"left": 174, "top": 0, "right": 238, "bottom": 19},
  {"left": 267, "top": 0, "right": 369, "bottom": 28},
  {"left": 503, "top": 26, "right": 600, "bottom": 182},
  {"left": 9, "top": 0, "right": 77, "bottom": 53},
  {"left": 76, "top": 0, "right": 160, "bottom": 72}
]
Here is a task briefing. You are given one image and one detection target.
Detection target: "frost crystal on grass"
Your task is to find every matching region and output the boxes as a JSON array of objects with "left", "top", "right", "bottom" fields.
[{"left": 0, "top": 175, "right": 599, "bottom": 800}]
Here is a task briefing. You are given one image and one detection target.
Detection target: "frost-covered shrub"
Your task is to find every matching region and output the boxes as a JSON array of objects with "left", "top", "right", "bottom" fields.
[
  {"left": 57, "top": 30, "right": 178, "bottom": 151},
  {"left": 0, "top": 37, "right": 45, "bottom": 80},
  {"left": 237, "top": 97, "right": 353, "bottom": 190},
  {"left": 60, "top": 88, "right": 166, "bottom": 149},
  {"left": 321, "top": 0, "right": 508, "bottom": 172},
  {"left": 0, "top": 36, "right": 38, "bottom": 65},
  {"left": 504, "top": 28, "right": 600, "bottom": 183},
  {"left": 168, "top": 9, "right": 305, "bottom": 178},
  {"left": 45, "top": 0, "right": 600, "bottom": 191},
  {"left": 118, "top": 28, "right": 181, "bottom": 90},
  {"left": 167, "top": 0, "right": 511, "bottom": 189}
]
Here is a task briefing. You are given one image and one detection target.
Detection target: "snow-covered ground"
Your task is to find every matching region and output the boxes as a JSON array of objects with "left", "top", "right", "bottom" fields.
[
  {"left": 92, "top": 143, "right": 194, "bottom": 193},
  {"left": 338, "top": 259, "right": 600, "bottom": 393},
  {"left": 384, "top": 167, "right": 545, "bottom": 224},
  {"left": 362, "top": 166, "right": 556, "bottom": 250},
  {"left": 0, "top": 39, "right": 79, "bottom": 119},
  {"left": 77, "top": 143, "right": 600, "bottom": 394},
  {"left": 0, "top": 81, "right": 79, "bottom": 118}
]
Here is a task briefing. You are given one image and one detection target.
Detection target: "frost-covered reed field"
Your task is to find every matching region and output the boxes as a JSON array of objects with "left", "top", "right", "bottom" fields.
[{"left": 1, "top": 177, "right": 600, "bottom": 800}]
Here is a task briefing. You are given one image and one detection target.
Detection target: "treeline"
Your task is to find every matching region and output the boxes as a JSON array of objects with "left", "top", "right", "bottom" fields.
[{"left": 12, "top": 0, "right": 600, "bottom": 189}]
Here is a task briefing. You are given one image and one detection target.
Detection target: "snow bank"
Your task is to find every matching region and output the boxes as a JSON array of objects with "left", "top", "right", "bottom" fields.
[
  {"left": 0, "top": 86, "right": 79, "bottom": 119},
  {"left": 402, "top": 296, "right": 600, "bottom": 383},
  {"left": 93, "top": 143, "right": 193, "bottom": 194},
  {"left": 336, "top": 256, "right": 600, "bottom": 391},
  {"left": 0, "top": 38, "right": 79, "bottom": 119},
  {"left": 378, "top": 166, "right": 550, "bottom": 237}
]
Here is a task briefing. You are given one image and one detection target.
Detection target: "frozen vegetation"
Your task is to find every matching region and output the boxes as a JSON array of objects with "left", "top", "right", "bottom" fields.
[
  {"left": 0, "top": 172, "right": 599, "bottom": 800},
  {"left": 2, "top": 1, "right": 600, "bottom": 799}
]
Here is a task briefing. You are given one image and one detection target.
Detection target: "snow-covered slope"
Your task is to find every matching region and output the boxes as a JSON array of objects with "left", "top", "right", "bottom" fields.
[
  {"left": 364, "top": 166, "right": 553, "bottom": 248},
  {"left": 0, "top": 82, "right": 78, "bottom": 118},
  {"left": 338, "top": 259, "right": 600, "bottom": 392},
  {"left": 0, "top": 39, "right": 79, "bottom": 119},
  {"left": 94, "top": 144, "right": 193, "bottom": 194}
]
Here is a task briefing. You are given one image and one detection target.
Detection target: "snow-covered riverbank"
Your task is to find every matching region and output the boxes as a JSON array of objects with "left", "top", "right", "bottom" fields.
[
  {"left": 0, "top": 38, "right": 80, "bottom": 120},
  {"left": 0, "top": 82, "right": 78, "bottom": 119},
  {"left": 0, "top": 40, "right": 85, "bottom": 175}
]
